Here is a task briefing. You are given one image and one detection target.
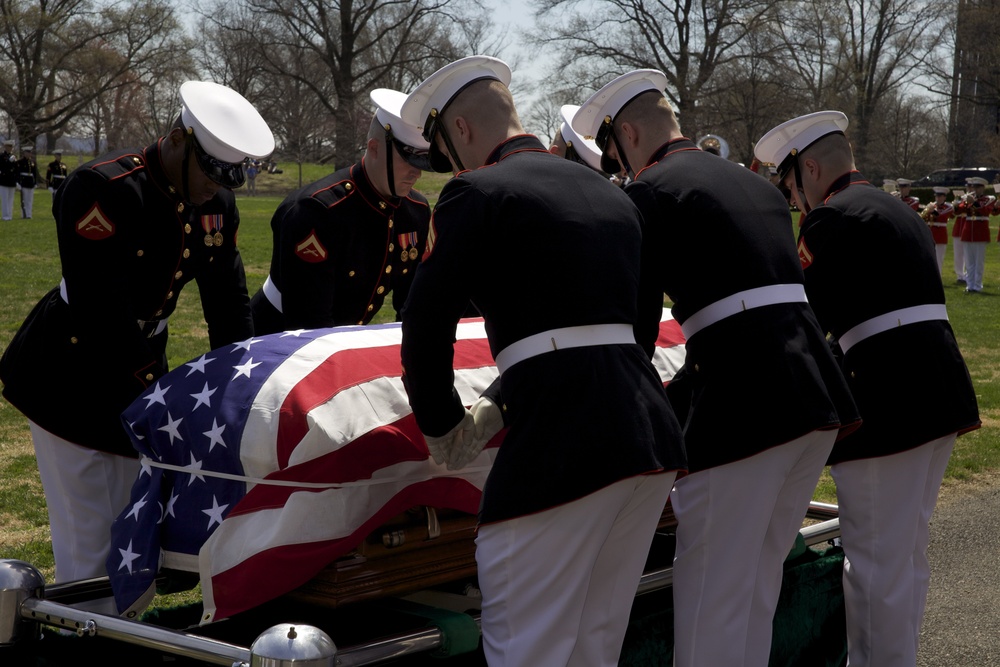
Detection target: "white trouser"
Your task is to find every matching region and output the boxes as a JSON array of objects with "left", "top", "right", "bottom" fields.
[
  {"left": 30, "top": 421, "right": 140, "bottom": 583},
  {"left": 934, "top": 244, "right": 946, "bottom": 276},
  {"left": 952, "top": 236, "right": 965, "bottom": 280},
  {"left": 830, "top": 434, "right": 955, "bottom": 667},
  {"left": 963, "top": 242, "right": 986, "bottom": 291},
  {"left": 671, "top": 429, "right": 837, "bottom": 667},
  {"left": 20, "top": 185, "right": 34, "bottom": 218},
  {"left": 0, "top": 184, "right": 14, "bottom": 220},
  {"left": 475, "top": 472, "right": 676, "bottom": 667}
]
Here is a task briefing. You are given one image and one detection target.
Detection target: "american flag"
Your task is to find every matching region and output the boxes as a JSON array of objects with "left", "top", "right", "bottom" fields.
[{"left": 108, "top": 313, "right": 686, "bottom": 622}]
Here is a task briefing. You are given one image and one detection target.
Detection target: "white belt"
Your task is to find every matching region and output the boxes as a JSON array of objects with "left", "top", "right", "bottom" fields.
[
  {"left": 931, "top": 223, "right": 947, "bottom": 227},
  {"left": 60, "top": 277, "right": 168, "bottom": 338},
  {"left": 263, "top": 275, "right": 283, "bottom": 313},
  {"left": 494, "top": 323, "right": 635, "bottom": 375},
  {"left": 681, "top": 284, "right": 808, "bottom": 339},
  {"left": 838, "top": 304, "right": 948, "bottom": 354}
]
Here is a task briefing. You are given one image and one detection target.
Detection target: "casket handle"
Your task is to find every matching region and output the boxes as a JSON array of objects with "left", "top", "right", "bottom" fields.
[{"left": 425, "top": 507, "right": 441, "bottom": 540}]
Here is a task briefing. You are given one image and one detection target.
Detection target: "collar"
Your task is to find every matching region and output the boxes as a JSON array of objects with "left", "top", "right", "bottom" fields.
[
  {"left": 636, "top": 137, "right": 700, "bottom": 179},
  {"left": 146, "top": 140, "right": 185, "bottom": 204},
  {"left": 483, "top": 134, "right": 548, "bottom": 166},
  {"left": 353, "top": 160, "right": 401, "bottom": 213},
  {"left": 821, "top": 170, "right": 868, "bottom": 203}
]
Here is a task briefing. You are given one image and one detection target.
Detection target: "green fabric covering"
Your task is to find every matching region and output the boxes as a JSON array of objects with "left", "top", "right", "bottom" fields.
[
  {"left": 620, "top": 545, "right": 847, "bottom": 667},
  {"left": 377, "top": 598, "right": 481, "bottom": 657}
]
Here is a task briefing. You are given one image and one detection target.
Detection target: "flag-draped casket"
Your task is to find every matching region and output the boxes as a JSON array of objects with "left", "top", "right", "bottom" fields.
[{"left": 108, "top": 313, "right": 686, "bottom": 623}]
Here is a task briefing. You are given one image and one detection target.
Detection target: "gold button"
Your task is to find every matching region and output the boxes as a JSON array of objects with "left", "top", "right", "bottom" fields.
[
  {"left": 136, "top": 249, "right": 144, "bottom": 257},
  {"left": 357, "top": 320, "right": 364, "bottom": 325},
  {"left": 367, "top": 304, "right": 374, "bottom": 312},
  {"left": 402, "top": 268, "right": 408, "bottom": 274},
  {"left": 385, "top": 265, "right": 392, "bottom": 274},
  {"left": 502, "top": 403, "right": 508, "bottom": 412},
  {"left": 377, "top": 286, "right": 385, "bottom": 294},
  {"left": 155, "top": 309, "right": 163, "bottom": 316},
  {"left": 184, "top": 223, "right": 192, "bottom": 233},
  {"left": 388, "top": 219, "right": 394, "bottom": 229},
  {"left": 133, "top": 157, "right": 142, "bottom": 164},
  {"left": 345, "top": 183, "right": 353, "bottom": 191},
  {"left": 177, "top": 203, "right": 185, "bottom": 213},
  {"left": 348, "top": 270, "right": 355, "bottom": 277},
  {"left": 166, "top": 291, "right": 174, "bottom": 299},
  {"left": 389, "top": 243, "right": 395, "bottom": 251},
  {"left": 209, "top": 256, "right": 214, "bottom": 262},
  {"left": 379, "top": 201, "right": 386, "bottom": 210},
  {"left": 183, "top": 249, "right": 190, "bottom": 258},
  {"left": 174, "top": 271, "right": 183, "bottom": 279},
  {"left": 850, "top": 371, "right": 856, "bottom": 378},
  {"left": 145, "top": 373, "right": 154, "bottom": 381},
  {"left": 70, "top": 336, "right": 78, "bottom": 344},
  {"left": 169, "top": 185, "right": 176, "bottom": 194},
  {"left": 694, "top": 363, "right": 700, "bottom": 372}
]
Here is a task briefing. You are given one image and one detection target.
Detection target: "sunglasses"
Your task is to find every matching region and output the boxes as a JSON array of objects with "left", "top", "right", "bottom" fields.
[{"left": 191, "top": 137, "right": 246, "bottom": 188}]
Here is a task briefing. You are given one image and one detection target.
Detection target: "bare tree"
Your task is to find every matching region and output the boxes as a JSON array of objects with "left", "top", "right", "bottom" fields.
[
  {"left": 529, "top": 0, "right": 782, "bottom": 138},
  {"left": 0, "top": 0, "right": 186, "bottom": 148}
]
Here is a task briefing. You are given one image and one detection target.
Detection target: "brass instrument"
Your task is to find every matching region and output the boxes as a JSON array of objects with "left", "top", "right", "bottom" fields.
[
  {"left": 921, "top": 203, "right": 937, "bottom": 222},
  {"left": 696, "top": 134, "right": 730, "bottom": 159}
]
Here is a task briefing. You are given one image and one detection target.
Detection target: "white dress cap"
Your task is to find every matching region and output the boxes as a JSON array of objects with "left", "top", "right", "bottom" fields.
[
  {"left": 754, "top": 110, "right": 849, "bottom": 170},
  {"left": 179, "top": 81, "right": 275, "bottom": 163},
  {"left": 370, "top": 88, "right": 430, "bottom": 150},
  {"left": 559, "top": 104, "right": 603, "bottom": 172},
  {"left": 399, "top": 55, "right": 512, "bottom": 133},
  {"left": 968, "top": 177, "right": 989, "bottom": 186},
  {"left": 933, "top": 187, "right": 949, "bottom": 195},
  {"left": 883, "top": 179, "right": 897, "bottom": 187},
  {"left": 571, "top": 70, "right": 669, "bottom": 140},
  {"left": 897, "top": 178, "right": 913, "bottom": 186}
]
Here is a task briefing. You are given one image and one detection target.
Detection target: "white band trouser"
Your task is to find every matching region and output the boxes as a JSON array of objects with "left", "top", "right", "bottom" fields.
[
  {"left": 475, "top": 472, "right": 676, "bottom": 667},
  {"left": 831, "top": 434, "right": 956, "bottom": 667},
  {"left": 838, "top": 304, "right": 948, "bottom": 353},
  {"left": 963, "top": 242, "right": 986, "bottom": 292},
  {"left": 494, "top": 323, "right": 635, "bottom": 374},
  {"left": 262, "top": 274, "right": 283, "bottom": 313},
  {"left": 0, "top": 184, "right": 14, "bottom": 220},
  {"left": 670, "top": 429, "right": 837, "bottom": 667},
  {"left": 60, "top": 277, "right": 167, "bottom": 337},
  {"left": 680, "top": 284, "right": 808, "bottom": 339},
  {"left": 29, "top": 421, "right": 141, "bottom": 587}
]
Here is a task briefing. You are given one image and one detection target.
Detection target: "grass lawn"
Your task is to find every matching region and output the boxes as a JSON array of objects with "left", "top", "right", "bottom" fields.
[{"left": 0, "top": 163, "right": 997, "bottom": 609}]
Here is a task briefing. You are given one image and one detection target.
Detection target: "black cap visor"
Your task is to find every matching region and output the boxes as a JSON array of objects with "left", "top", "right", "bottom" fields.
[{"left": 192, "top": 138, "right": 246, "bottom": 188}]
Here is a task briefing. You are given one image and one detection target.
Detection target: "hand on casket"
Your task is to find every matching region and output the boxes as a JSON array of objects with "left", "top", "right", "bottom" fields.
[{"left": 423, "top": 409, "right": 477, "bottom": 468}]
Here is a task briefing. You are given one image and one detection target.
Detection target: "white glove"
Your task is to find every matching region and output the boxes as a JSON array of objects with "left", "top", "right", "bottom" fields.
[
  {"left": 423, "top": 409, "right": 476, "bottom": 467},
  {"left": 446, "top": 397, "right": 504, "bottom": 471}
]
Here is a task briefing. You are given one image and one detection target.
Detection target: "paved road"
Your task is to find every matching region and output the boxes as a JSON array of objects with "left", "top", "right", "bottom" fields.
[{"left": 919, "top": 474, "right": 1000, "bottom": 666}]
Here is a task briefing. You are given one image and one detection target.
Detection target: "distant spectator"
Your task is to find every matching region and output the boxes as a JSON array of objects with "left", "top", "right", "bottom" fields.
[
  {"left": 0, "top": 139, "right": 16, "bottom": 220},
  {"left": 16, "top": 144, "right": 41, "bottom": 219},
  {"left": 246, "top": 160, "right": 259, "bottom": 196},
  {"left": 47, "top": 150, "right": 69, "bottom": 193}
]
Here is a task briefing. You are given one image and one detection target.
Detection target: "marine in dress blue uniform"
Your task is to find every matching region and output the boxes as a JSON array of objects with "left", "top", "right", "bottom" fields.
[
  {"left": 574, "top": 70, "right": 860, "bottom": 667},
  {"left": 0, "top": 81, "right": 274, "bottom": 588},
  {"left": 0, "top": 138, "right": 16, "bottom": 220},
  {"left": 15, "top": 144, "right": 41, "bottom": 218},
  {"left": 397, "top": 56, "right": 686, "bottom": 667},
  {"left": 756, "top": 111, "right": 981, "bottom": 667},
  {"left": 250, "top": 89, "right": 431, "bottom": 333}
]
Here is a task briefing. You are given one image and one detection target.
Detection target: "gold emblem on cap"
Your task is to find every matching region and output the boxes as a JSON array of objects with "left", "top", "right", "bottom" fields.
[{"left": 409, "top": 247, "right": 418, "bottom": 260}]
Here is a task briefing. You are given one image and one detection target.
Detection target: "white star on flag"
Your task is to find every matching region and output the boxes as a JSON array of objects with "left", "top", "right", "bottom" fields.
[
  {"left": 231, "top": 337, "right": 262, "bottom": 352},
  {"left": 190, "top": 382, "right": 217, "bottom": 411},
  {"left": 118, "top": 540, "right": 141, "bottom": 574},
  {"left": 280, "top": 329, "right": 309, "bottom": 337},
  {"left": 162, "top": 490, "right": 180, "bottom": 522},
  {"left": 158, "top": 411, "right": 184, "bottom": 445},
  {"left": 186, "top": 452, "right": 205, "bottom": 486},
  {"left": 203, "top": 419, "right": 227, "bottom": 451},
  {"left": 139, "top": 458, "right": 152, "bottom": 477},
  {"left": 202, "top": 496, "right": 229, "bottom": 530},
  {"left": 232, "top": 357, "right": 262, "bottom": 380},
  {"left": 125, "top": 495, "right": 148, "bottom": 521},
  {"left": 142, "top": 382, "right": 170, "bottom": 408},
  {"left": 185, "top": 354, "right": 216, "bottom": 377}
]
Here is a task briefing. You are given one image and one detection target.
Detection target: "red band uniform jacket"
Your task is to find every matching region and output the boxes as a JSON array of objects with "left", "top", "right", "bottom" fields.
[
  {"left": 957, "top": 194, "right": 995, "bottom": 243},
  {"left": 927, "top": 202, "right": 954, "bottom": 244},
  {"left": 399, "top": 135, "right": 687, "bottom": 525},
  {"left": 0, "top": 141, "right": 254, "bottom": 457},
  {"left": 250, "top": 161, "right": 430, "bottom": 333},
  {"left": 629, "top": 138, "right": 860, "bottom": 473},
  {"left": 797, "top": 171, "right": 980, "bottom": 463}
]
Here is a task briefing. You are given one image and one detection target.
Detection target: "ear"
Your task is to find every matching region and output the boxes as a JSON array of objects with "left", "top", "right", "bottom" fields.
[
  {"left": 167, "top": 127, "right": 187, "bottom": 148},
  {"left": 454, "top": 116, "right": 472, "bottom": 145},
  {"left": 367, "top": 136, "right": 380, "bottom": 159},
  {"left": 801, "top": 156, "right": 821, "bottom": 181},
  {"left": 619, "top": 120, "right": 640, "bottom": 149}
]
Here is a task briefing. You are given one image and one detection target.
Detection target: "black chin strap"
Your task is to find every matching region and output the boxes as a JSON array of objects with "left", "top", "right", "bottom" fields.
[
  {"left": 791, "top": 148, "right": 811, "bottom": 214},
  {"left": 384, "top": 125, "right": 397, "bottom": 198},
  {"left": 612, "top": 129, "right": 635, "bottom": 179},
  {"left": 436, "top": 121, "right": 465, "bottom": 172}
]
